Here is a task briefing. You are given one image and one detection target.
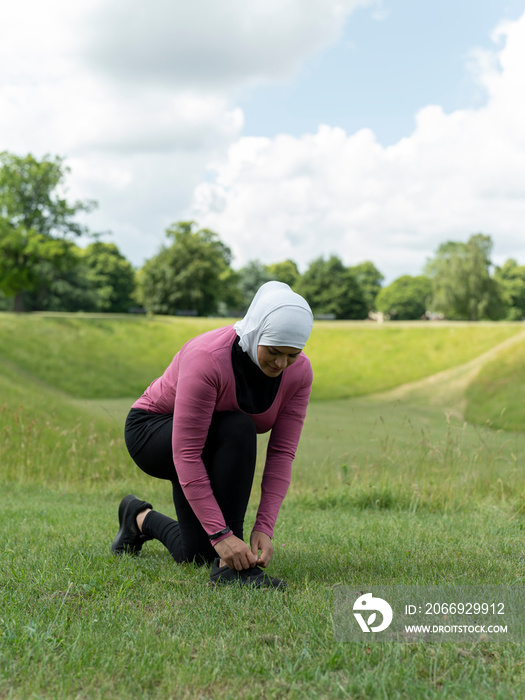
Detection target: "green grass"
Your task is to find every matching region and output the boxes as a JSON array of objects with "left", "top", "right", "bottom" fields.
[
  {"left": 3, "top": 486, "right": 525, "bottom": 699},
  {"left": 2, "top": 314, "right": 525, "bottom": 698},
  {"left": 0, "top": 313, "right": 522, "bottom": 400},
  {"left": 305, "top": 321, "right": 523, "bottom": 400},
  {"left": 0, "top": 313, "right": 227, "bottom": 399},
  {"left": 465, "top": 337, "right": 525, "bottom": 432}
]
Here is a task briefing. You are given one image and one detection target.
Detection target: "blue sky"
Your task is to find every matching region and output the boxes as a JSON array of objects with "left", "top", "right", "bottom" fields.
[
  {"left": 1, "top": 0, "right": 525, "bottom": 282},
  {"left": 239, "top": 0, "right": 525, "bottom": 145}
]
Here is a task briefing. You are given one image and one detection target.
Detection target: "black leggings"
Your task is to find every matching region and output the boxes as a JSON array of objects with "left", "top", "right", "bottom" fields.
[{"left": 125, "top": 410, "right": 257, "bottom": 565}]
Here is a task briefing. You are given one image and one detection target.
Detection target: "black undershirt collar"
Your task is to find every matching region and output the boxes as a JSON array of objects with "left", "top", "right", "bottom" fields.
[{"left": 231, "top": 335, "right": 282, "bottom": 414}]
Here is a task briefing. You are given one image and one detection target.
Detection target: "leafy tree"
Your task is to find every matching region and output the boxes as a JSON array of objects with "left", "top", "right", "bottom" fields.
[
  {"left": 494, "top": 259, "right": 525, "bottom": 320},
  {"left": 137, "top": 221, "right": 239, "bottom": 316},
  {"left": 82, "top": 242, "right": 136, "bottom": 312},
  {"left": 18, "top": 242, "right": 99, "bottom": 312},
  {"left": 237, "top": 260, "right": 272, "bottom": 311},
  {"left": 376, "top": 275, "right": 432, "bottom": 320},
  {"left": 0, "top": 152, "right": 95, "bottom": 311},
  {"left": 265, "top": 259, "right": 300, "bottom": 288},
  {"left": 349, "top": 261, "right": 384, "bottom": 312},
  {"left": 425, "top": 234, "right": 505, "bottom": 320},
  {"left": 296, "top": 255, "right": 368, "bottom": 319},
  {"left": 0, "top": 289, "right": 13, "bottom": 310}
]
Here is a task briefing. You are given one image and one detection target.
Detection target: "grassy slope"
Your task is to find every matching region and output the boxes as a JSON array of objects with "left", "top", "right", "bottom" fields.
[
  {"left": 2, "top": 313, "right": 524, "bottom": 490},
  {"left": 306, "top": 321, "right": 522, "bottom": 400},
  {"left": 2, "top": 313, "right": 524, "bottom": 497},
  {"left": 0, "top": 314, "right": 227, "bottom": 399},
  {"left": 465, "top": 336, "right": 525, "bottom": 431},
  {"left": 0, "top": 313, "right": 522, "bottom": 400}
]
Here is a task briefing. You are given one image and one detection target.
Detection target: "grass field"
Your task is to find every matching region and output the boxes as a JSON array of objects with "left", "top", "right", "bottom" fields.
[{"left": 2, "top": 314, "right": 525, "bottom": 699}]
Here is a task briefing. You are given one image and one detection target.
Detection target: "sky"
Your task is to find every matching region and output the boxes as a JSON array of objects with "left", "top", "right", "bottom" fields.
[{"left": 1, "top": 0, "right": 525, "bottom": 283}]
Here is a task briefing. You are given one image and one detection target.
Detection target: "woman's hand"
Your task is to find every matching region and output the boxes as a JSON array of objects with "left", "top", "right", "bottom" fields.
[
  {"left": 214, "top": 534, "right": 258, "bottom": 571},
  {"left": 250, "top": 530, "right": 273, "bottom": 568}
]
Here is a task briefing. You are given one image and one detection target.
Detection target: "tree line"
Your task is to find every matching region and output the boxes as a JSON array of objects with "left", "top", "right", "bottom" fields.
[{"left": 1, "top": 151, "right": 524, "bottom": 321}]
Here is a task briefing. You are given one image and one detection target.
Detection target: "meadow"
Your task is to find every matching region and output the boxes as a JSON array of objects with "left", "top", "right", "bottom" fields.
[{"left": 1, "top": 313, "right": 525, "bottom": 699}]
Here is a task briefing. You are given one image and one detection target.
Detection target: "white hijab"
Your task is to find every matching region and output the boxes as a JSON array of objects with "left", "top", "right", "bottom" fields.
[{"left": 234, "top": 281, "right": 313, "bottom": 368}]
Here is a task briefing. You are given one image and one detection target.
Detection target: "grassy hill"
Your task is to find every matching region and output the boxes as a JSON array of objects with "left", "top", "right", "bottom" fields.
[
  {"left": 1, "top": 312, "right": 524, "bottom": 492},
  {"left": 465, "top": 336, "right": 525, "bottom": 431},
  {"left": 0, "top": 312, "right": 522, "bottom": 400}
]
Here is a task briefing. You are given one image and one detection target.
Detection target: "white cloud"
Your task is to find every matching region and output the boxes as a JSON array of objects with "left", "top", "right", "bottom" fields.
[
  {"left": 0, "top": 0, "right": 369, "bottom": 265},
  {"left": 80, "top": 0, "right": 367, "bottom": 90},
  {"left": 192, "top": 12, "right": 525, "bottom": 281}
]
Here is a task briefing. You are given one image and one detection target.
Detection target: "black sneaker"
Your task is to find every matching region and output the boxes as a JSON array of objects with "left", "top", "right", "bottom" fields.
[
  {"left": 209, "top": 558, "right": 286, "bottom": 589},
  {"left": 111, "top": 494, "right": 153, "bottom": 555}
]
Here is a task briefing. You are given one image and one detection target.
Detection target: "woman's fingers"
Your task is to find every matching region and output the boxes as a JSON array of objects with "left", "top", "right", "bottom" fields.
[
  {"left": 214, "top": 534, "right": 257, "bottom": 570},
  {"left": 257, "top": 543, "right": 273, "bottom": 568},
  {"left": 250, "top": 531, "right": 274, "bottom": 568}
]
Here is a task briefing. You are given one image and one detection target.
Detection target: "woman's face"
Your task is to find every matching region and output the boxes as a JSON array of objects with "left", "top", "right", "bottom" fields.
[{"left": 257, "top": 345, "right": 301, "bottom": 377}]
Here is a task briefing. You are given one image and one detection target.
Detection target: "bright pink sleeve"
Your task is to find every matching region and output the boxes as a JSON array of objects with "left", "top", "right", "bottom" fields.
[
  {"left": 171, "top": 348, "right": 229, "bottom": 542},
  {"left": 252, "top": 362, "right": 313, "bottom": 538}
]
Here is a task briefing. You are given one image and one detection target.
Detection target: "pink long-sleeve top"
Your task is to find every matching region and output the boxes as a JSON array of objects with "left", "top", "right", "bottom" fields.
[{"left": 132, "top": 325, "right": 313, "bottom": 543}]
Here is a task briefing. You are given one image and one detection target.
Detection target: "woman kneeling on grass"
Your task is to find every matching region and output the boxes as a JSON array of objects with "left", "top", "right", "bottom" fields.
[{"left": 111, "top": 282, "right": 313, "bottom": 589}]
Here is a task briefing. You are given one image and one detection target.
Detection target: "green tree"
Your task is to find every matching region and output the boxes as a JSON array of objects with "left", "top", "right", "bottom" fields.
[
  {"left": 82, "top": 242, "right": 136, "bottom": 312},
  {"left": 349, "top": 261, "right": 384, "bottom": 312},
  {"left": 425, "top": 234, "right": 505, "bottom": 321},
  {"left": 0, "top": 152, "right": 95, "bottom": 311},
  {"left": 296, "top": 255, "right": 368, "bottom": 319},
  {"left": 376, "top": 275, "right": 432, "bottom": 320},
  {"left": 494, "top": 259, "right": 525, "bottom": 320},
  {"left": 265, "top": 259, "right": 300, "bottom": 288},
  {"left": 18, "top": 241, "right": 136, "bottom": 313},
  {"left": 137, "top": 221, "right": 239, "bottom": 316},
  {"left": 237, "top": 260, "right": 272, "bottom": 311},
  {"left": 0, "top": 290, "right": 12, "bottom": 311},
  {"left": 19, "top": 242, "right": 98, "bottom": 312}
]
